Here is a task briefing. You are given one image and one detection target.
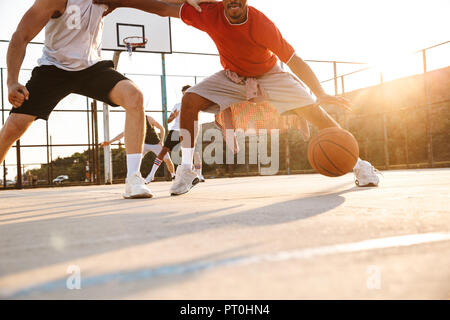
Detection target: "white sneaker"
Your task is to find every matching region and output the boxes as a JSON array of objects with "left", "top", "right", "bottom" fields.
[
  {"left": 198, "top": 175, "right": 206, "bottom": 183},
  {"left": 123, "top": 173, "right": 154, "bottom": 199},
  {"left": 354, "top": 160, "right": 381, "bottom": 187},
  {"left": 170, "top": 166, "right": 200, "bottom": 196}
]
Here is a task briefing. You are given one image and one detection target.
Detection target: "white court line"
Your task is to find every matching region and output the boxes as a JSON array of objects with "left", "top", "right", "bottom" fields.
[
  {"left": 234, "top": 232, "right": 450, "bottom": 266},
  {"left": 5, "top": 232, "right": 450, "bottom": 298}
]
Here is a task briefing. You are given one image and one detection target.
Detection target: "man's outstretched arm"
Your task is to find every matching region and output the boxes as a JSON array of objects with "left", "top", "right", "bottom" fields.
[
  {"left": 94, "top": 0, "right": 211, "bottom": 18},
  {"left": 100, "top": 132, "right": 125, "bottom": 147},
  {"left": 287, "top": 54, "right": 352, "bottom": 111},
  {"left": 167, "top": 109, "right": 179, "bottom": 123}
]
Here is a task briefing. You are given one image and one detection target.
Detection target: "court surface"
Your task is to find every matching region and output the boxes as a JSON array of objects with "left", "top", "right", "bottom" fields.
[{"left": 1, "top": 168, "right": 449, "bottom": 299}]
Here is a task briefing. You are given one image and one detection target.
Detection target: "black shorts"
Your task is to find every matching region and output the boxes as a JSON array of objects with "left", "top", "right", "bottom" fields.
[
  {"left": 10, "top": 60, "right": 129, "bottom": 121},
  {"left": 164, "top": 130, "right": 181, "bottom": 151}
]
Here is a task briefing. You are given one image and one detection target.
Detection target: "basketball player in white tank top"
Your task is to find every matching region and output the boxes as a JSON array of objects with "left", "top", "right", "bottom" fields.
[{"left": 0, "top": 0, "right": 207, "bottom": 198}]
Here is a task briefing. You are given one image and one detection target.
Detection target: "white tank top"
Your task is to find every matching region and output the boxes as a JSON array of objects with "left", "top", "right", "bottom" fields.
[
  {"left": 38, "top": 0, "right": 107, "bottom": 71},
  {"left": 170, "top": 103, "right": 181, "bottom": 131}
]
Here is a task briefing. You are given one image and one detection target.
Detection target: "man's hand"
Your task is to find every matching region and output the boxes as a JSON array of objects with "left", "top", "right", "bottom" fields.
[
  {"left": 103, "top": 5, "right": 118, "bottom": 16},
  {"left": 100, "top": 141, "right": 111, "bottom": 147},
  {"left": 186, "top": 0, "right": 217, "bottom": 12},
  {"left": 316, "top": 94, "right": 352, "bottom": 112},
  {"left": 168, "top": 109, "right": 180, "bottom": 123},
  {"left": 8, "top": 82, "right": 29, "bottom": 108},
  {"left": 93, "top": 0, "right": 121, "bottom": 16}
]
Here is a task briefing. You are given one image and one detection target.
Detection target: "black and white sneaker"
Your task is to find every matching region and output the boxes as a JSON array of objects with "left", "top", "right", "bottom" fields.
[{"left": 170, "top": 166, "right": 200, "bottom": 196}]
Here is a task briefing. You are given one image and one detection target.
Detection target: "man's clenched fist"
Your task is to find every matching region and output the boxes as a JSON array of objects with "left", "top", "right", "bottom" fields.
[{"left": 8, "top": 83, "right": 29, "bottom": 108}]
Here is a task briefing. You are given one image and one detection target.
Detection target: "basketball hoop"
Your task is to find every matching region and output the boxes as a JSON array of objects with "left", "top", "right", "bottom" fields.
[{"left": 123, "top": 36, "right": 148, "bottom": 57}]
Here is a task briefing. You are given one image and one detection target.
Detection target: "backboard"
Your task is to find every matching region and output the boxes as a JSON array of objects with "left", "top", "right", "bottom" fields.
[{"left": 102, "top": 8, "right": 172, "bottom": 54}]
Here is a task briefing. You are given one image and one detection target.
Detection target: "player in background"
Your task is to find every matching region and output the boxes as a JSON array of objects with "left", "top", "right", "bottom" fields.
[
  {"left": 194, "top": 151, "right": 205, "bottom": 182},
  {"left": 100, "top": 114, "right": 176, "bottom": 180},
  {"left": 145, "top": 85, "right": 190, "bottom": 183},
  {"left": 145, "top": 85, "right": 206, "bottom": 183}
]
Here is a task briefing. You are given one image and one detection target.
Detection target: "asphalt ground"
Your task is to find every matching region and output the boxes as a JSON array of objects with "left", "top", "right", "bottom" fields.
[{"left": 0, "top": 169, "right": 449, "bottom": 299}]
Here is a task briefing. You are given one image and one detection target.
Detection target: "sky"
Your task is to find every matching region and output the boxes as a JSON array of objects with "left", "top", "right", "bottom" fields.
[{"left": 0, "top": 0, "right": 449, "bottom": 180}]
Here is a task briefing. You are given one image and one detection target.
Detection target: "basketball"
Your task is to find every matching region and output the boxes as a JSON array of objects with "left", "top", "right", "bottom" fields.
[{"left": 308, "top": 127, "right": 359, "bottom": 177}]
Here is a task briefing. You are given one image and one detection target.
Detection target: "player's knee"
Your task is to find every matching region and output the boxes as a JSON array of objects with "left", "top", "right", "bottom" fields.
[
  {"left": 181, "top": 93, "right": 200, "bottom": 112},
  {"left": 1, "top": 126, "right": 18, "bottom": 143},
  {"left": 125, "top": 89, "right": 145, "bottom": 113},
  {"left": 1, "top": 117, "right": 28, "bottom": 143},
  {"left": 131, "top": 89, "right": 145, "bottom": 108}
]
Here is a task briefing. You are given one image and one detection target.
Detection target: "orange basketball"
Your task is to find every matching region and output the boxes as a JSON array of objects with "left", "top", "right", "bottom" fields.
[{"left": 307, "top": 127, "right": 359, "bottom": 177}]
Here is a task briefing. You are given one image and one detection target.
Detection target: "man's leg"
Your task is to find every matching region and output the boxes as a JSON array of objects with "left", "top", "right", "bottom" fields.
[
  {"left": 153, "top": 143, "right": 175, "bottom": 176},
  {"left": 193, "top": 151, "right": 205, "bottom": 182},
  {"left": 145, "top": 145, "right": 175, "bottom": 183},
  {"left": 109, "top": 80, "right": 145, "bottom": 157},
  {"left": 170, "top": 93, "right": 215, "bottom": 195},
  {"left": 0, "top": 113, "right": 36, "bottom": 164},
  {"left": 164, "top": 156, "right": 175, "bottom": 177},
  {"left": 180, "top": 93, "right": 215, "bottom": 166},
  {"left": 108, "top": 80, "right": 153, "bottom": 198},
  {"left": 295, "top": 104, "right": 379, "bottom": 186}
]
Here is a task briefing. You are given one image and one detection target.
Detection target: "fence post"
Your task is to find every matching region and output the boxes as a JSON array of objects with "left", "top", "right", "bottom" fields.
[
  {"left": 285, "top": 133, "right": 290, "bottom": 175},
  {"left": 404, "top": 119, "right": 409, "bottom": 168},
  {"left": 91, "top": 100, "right": 100, "bottom": 185},
  {"left": 422, "top": 49, "right": 434, "bottom": 167},
  {"left": 161, "top": 53, "right": 170, "bottom": 179},
  {"left": 102, "top": 51, "right": 121, "bottom": 185},
  {"left": 50, "top": 136, "right": 53, "bottom": 184},
  {"left": 333, "top": 61, "right": 338, "bottom": 96},
  {"left": 160, "top": 53, "right": 168, "bottom": 132},
  {"left": 16, "top": 140, "right": 23, "bottom": 189},
  {"left": 46, "top": 121, "right": 51, "bottom": 185},
  {"left": 1, "top": 68, "right": 6, "bottom": 188},
  {"left": 86, "top": 97, "right": 92, "bottom": 183},
  {"left": 382, "top": 114, "right": 390, "bottom": 169},
  {"left": 341, "top": 76, "right": 350, "bottom": 130}
]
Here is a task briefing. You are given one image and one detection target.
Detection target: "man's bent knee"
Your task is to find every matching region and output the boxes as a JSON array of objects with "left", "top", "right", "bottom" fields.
[
  {"left": 128, "top": 89, "right": 144, "bottom": 109},
  {"left": 1, "top": 114, "right": 35, "bottom": 142},
  {"left": 109, "top": 80, "right": 144, "bottom": 110},
  {"left": 123, "top": 90, "right": 144, "bottom": 113},
  {"left": 181, "top": 93, "right": 195, "bottom": 109},
  {"left": 182, "top": 93, "right": 213, "bottom": 113}
]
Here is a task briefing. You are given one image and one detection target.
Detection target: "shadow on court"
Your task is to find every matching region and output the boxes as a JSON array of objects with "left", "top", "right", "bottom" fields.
[{"left": 0, "top": 185, "right": 364, "bottom": 285}]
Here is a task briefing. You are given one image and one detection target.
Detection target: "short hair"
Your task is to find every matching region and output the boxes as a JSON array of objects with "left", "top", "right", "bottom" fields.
[{"left": 182, "top": 85, "right": 192, "bottom": 93}]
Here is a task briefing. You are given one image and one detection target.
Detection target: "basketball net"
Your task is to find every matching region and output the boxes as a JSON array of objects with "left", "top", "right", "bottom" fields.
[{"left": 123, "top": 36, "right": 148, "bottom": 60}]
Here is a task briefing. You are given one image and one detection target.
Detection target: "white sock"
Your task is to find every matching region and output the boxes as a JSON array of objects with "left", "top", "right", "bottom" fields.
[
  {"left": 147, "top": 158, "right": 163, "bottom": 182},
  {"left": 195, "top": 167, "right": 202, "bottom": 177},
  {"left": 126, "top": 154, "right": 143, "bottom": 178},
  {"left": 353, "top": 158, "right": 363, "bottom": 170},
  {"left": 182, "top": 148, "right": 195, "bottom": 169}
]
